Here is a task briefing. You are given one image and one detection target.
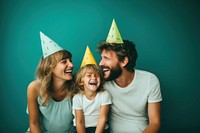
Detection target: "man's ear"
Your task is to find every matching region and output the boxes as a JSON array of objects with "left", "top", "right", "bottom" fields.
[{"left": 120, "top": 57, "right": 129, "bottom": 67}]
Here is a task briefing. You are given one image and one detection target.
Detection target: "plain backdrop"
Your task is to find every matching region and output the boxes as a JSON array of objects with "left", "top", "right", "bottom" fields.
[{"left": 0, "top": 0, "right": 199, "bottom": 132}]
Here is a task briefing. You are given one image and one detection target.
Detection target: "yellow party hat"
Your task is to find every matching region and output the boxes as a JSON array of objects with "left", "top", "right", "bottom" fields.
[
  {"left": 106, "top": 19, "right": 123, "bottom": 44},
  {"left": 80, "top": 46, "right": 97, "bottom": 68}
]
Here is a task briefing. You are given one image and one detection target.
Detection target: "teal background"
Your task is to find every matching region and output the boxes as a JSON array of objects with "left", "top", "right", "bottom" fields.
[{"left": 0, "top": 0, "right": 199, "bottom": 132}]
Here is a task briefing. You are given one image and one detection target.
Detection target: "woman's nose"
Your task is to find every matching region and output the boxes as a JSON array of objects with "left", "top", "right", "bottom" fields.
[{"left": 69, "top": 61, "right": 74, "bottom": 68}]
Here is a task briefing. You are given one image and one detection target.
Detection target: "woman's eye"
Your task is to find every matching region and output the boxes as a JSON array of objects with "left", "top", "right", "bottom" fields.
[{"left": 61, "top": 60, "right": 66, "bottom": 64}]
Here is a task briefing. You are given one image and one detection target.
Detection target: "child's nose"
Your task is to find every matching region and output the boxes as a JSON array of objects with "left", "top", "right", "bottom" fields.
[{"left": 91, "top": 75, "right": 96, "bottom": 79}]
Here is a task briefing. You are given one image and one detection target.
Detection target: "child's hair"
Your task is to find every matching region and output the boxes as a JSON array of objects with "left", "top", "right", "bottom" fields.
[
  {"left": 36, "top": 50, "right": 73, "bottom": 106},
  {"left": 74, "top": 64, "right": 105, "bottom": 94}
]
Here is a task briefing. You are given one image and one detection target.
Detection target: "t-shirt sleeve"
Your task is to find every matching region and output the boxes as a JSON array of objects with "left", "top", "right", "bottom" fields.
[
  {"left": 72, "top": 94, "right": 83, "bottom": 110},
  {"left": 148, "top": 74, "right": 162, "bottom": 103},
  {"left": 101, "top": 90, "right": 112, "bottom": 106}
]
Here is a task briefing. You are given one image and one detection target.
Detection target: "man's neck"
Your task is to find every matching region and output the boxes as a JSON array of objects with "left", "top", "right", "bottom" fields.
[{"left": 114, "top": 70, "right": 135, "bottom": 88}]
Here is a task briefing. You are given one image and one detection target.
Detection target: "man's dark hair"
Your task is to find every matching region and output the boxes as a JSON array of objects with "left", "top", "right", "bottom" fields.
[{"left": 97, "top": 40, "right": 138, "bottom": 71}]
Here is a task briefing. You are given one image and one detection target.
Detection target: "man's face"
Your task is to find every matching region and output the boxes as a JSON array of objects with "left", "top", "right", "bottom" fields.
[{"left": 99, "top": 50, "right": 122, "bottom": 81}]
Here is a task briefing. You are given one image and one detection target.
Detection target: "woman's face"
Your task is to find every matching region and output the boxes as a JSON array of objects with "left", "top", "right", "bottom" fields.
[{"left": 52, "top": 58, "right": 74, "bottom": 81}]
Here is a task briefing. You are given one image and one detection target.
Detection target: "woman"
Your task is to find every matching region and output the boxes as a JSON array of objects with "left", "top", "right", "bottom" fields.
[{"left": 27, "top": 32, "right": 74, "bottom": 133}]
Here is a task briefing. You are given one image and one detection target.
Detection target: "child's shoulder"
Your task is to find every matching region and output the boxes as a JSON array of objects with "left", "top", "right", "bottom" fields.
[
  {"left": 98, "top": 90, "right": 110, "bottom": 96},
  {"left": 73, "top": 93, "right": 84, "bottom": 99}
]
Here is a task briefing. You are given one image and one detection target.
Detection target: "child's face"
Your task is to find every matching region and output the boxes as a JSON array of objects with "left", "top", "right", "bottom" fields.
[{"left": 81, "top": 72, "right": 101, "bottom": 93}]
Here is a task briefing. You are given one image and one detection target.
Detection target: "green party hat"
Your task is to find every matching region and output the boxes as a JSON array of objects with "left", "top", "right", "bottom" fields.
[
  {"left": 106, "top": 19, "right": 123, "bottom": 44},
  {"left": 40, "top": 31, "right": 63, "bottom": 58}
]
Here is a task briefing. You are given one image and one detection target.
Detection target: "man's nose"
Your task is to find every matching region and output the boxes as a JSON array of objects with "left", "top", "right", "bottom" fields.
[{"left": 99, "top": 59, "right": 104, "bottom": 66}]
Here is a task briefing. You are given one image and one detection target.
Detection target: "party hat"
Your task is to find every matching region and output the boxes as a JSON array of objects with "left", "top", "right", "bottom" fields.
[
  {"left": 80, "top": 46, "right": 97, "bottom": 68},
  {"left": 40, "top": 31, "right": 63, "bottom": 58},
  {"left": 106, "top": 19, "right": 123, "bottom": 44}
]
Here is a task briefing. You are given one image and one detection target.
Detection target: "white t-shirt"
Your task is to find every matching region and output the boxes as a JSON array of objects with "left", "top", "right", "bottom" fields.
[
  {"left": 72, "top": 90, "right": 112, "bottom": 128},
  {"left": 105, "top": 69, "right": 162, "bottom": 133}
]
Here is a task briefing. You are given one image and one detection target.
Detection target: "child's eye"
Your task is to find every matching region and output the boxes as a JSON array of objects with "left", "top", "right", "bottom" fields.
[
  {"left": 95, "top": 74, "right": 100, "bottom": 77},
  {"left": 86, "top": 74, "right": 91, "bottom": 77}
]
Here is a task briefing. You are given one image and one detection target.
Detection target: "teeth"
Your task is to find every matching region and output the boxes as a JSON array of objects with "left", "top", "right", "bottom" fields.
[
  {"left": 103, "top": 69, "right": 109, "bottom": 72},
  {"left": 65, "top": 70, "right": 72, "bottom": 74}
]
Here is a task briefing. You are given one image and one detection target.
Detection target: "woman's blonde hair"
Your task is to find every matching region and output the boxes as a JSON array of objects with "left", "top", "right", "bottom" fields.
[
  {"left": 74, "top": 64, "right": 104, "bottom": 94},
  {"left": 36, "top": 50, "right": 73, "bottom": 106}
]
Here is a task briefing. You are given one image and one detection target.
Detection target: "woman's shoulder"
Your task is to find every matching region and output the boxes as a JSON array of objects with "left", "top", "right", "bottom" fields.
[
  {"left": 28, "top": 80, "right": 38, "bottom": 87},
  {"left": 27, "top": 80, "right": 40, "bottom": 97}
]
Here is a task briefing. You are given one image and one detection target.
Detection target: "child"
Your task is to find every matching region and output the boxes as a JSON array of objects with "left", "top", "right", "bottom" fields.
[{"left": 72, "top": 64, "right": 112, "bottom": 133}]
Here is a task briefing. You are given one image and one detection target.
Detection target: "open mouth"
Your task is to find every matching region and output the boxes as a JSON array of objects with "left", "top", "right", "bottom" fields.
[
  {"left": 89, "top": 81, "right": 98, "bottom": 86},
  {"left": 65, "top": 70, "right": 73, "bottom": 75},
  {"left": 102, "top": 68, "right": 110, "bottom": 76},
  {"left": 103, "top": 68, "right": 109, "bottom": 72},
  {"left": 89, "top": 79, "right": 98, "bottom": 86}
]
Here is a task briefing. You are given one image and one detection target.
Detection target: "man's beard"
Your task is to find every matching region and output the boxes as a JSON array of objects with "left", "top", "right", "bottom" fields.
[{"left": 105, "top": 65, "right": 122, "bottom": 81}]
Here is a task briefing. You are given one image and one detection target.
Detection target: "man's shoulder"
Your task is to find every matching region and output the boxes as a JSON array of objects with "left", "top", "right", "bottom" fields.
[
  {"left": 135, "top": 69, "right": 157, "bottom": 77},
  {"left": 135, "top": 69, "right": 160, "bottom": 84}
]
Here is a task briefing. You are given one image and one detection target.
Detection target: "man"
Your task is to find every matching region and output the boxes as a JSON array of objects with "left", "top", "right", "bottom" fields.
[{"left": 97, "top": 19, "right": 162, "bottom": 133}]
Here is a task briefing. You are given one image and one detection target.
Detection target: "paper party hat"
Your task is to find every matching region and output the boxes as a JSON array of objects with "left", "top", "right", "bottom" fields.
[
  {"left": 40, "top": 31, "right": 63, "bottom": 58},
  {"left": 80, "top": 46, "right": 97, "bottom": 68},
  {"left": 106, "top": 19, "right": 123, "bottom": 44}
]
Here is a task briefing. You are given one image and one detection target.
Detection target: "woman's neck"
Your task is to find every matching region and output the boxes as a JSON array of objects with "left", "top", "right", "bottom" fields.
[{"left": 50, "top": 80, "right": 67, "bottom": 101}]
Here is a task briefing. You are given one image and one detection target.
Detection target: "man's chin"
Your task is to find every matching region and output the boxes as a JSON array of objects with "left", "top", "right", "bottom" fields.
[
  {"left": 103, "top": 71, "right": 109, "bottom": 79},
  {"left": 104, "top": 75, "right": 113, "bottom": 81},
  {"left": 103, "top": 74, "right": 110, "bottom": 81}
]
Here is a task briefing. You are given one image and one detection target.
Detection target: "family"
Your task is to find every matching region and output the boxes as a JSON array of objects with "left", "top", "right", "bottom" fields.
[{"left": 27, "top": 19, "right": 162, "bottom": 133}]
